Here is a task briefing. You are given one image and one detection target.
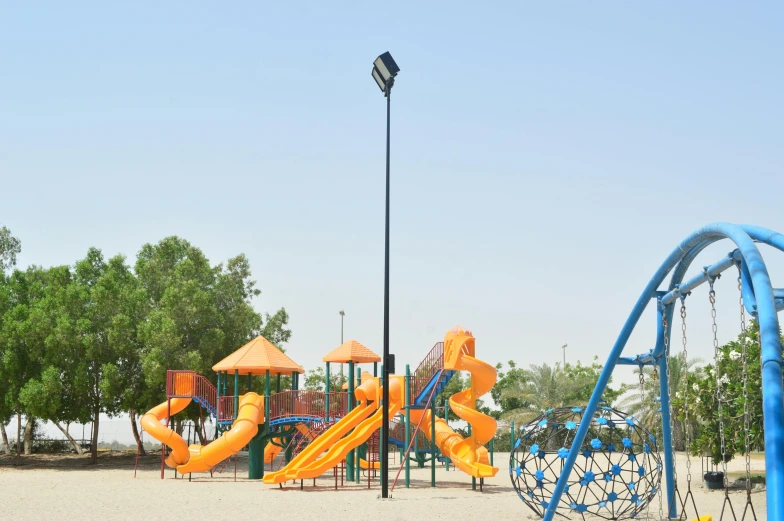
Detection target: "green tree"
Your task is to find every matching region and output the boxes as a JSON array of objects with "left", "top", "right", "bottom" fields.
[
  {"left": 133, "top": 237, "right": 289, "bottom": 443},
  {"left": 617, "top": 354, "right": 703, "bottom": 451},
  {"left": 0, "top": 266, "right": 53, "bottom": 455},
  {"left": 686, "top": 319, "right": 767, "bottom": 464},
  {"left": 0, "top": 226, "right": 21, "bottom": 272},
  {"left": 54, "top": 249, "right": 145, "bottom": 463},
  {"left": 0, "top": 227, "right": 21, "bottom": 453},
  {"left": 15, "top": 265, "right": 94, "bottom": 454},
  {"left": 496, "top": 360, "right": 625, "bottom": 425}
]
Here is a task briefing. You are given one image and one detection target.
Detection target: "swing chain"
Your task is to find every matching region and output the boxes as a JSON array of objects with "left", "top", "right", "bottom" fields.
[
  {"left": 708, "top": 278, "right": 729, "bottom": 490},
  {"left": 680, "top": 299, "right": 692, "bottom": 489}
]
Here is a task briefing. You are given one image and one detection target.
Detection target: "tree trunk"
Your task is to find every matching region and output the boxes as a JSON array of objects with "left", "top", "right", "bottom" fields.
[
  {"left": 54, "top": 423, "right": 83, "bottom": 455},
  {"left": 23, "top": 418, "right": 33, "bottom": 455},
  {"left": 672, "top": 419, "right": 685, "bottom": 451},
  {"left": 91, "top": 410, "right": 99, "bottom": 464},
  {"left": 195, "top": 416, "right": 207, "bottom": 445},
  {"left": 0, "top": 422, "right": 10, "bottom": 453},
  {"left": 16, "top": 412, "right": 21, "bottom": 463},
  {"left": 129, "top": 410, "right": 145, "bottom": 456}
]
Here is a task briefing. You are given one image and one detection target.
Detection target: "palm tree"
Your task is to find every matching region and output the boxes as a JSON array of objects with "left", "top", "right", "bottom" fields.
[
  {"left": 617, "top": 353, "right": 703, "bottom": 451},
  {"left": 499, "top": 363, "right": 594, "bottom": 425}
]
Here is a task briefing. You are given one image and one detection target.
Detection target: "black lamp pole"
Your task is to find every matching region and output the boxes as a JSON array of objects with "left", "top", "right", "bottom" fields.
[
  {"left": 371, "top": 51, "right": 399, "bottom": 500},
  {"left": 380, "top": 78, "right": 393, "bottom": 498}
]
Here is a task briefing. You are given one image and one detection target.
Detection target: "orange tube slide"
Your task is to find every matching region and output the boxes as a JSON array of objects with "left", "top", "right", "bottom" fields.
[
  {"left": 409, "top": 408, "right": 496, "bottom": 478},
  {"left": 177, "top": 392, "right": 264, "bottom": 474},
  {"left": 140, "top": 398, "right": 192, "bottom": 468}
]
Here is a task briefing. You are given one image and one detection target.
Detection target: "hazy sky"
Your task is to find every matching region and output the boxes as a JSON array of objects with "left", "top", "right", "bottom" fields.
[{"left": 2, "top": 1, "right": 782, "bottom": 438}]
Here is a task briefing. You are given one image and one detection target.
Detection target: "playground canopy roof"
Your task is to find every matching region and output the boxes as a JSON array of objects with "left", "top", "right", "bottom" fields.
[
  {"left": 322, "top": 340, "right": 381, "bottom": 364},
  {"left": 212, "top": 335, "right": 304, "bottom": 375}
]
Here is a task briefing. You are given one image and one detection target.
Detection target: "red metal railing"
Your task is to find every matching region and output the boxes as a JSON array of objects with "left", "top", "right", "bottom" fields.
[
  {"left": 390, "top": 417, "right": 427, "bottom": 447},
  {"left": 267, "top": 390, "right": 348, "bottom": 422},
  {"left": 218, "top": 396, "right": 234, "bottom": 422},
  {"left": 165, "top": 370, "right": 351, "bottom": 425},
  {"left": 411, "top": 342, "right": 444, "bottom": 400},
  {"left": 166, "top": 370, "right": 217, "bottom": 412}
]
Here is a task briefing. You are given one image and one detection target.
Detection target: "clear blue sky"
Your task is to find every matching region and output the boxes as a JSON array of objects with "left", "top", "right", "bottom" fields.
[{"left": 2, "top": 1, "right": 783, "bottom": 400}]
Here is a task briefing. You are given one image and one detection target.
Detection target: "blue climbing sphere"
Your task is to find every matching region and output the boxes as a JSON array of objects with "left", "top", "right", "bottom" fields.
[{"left": 509, "top": 406, "right": 661, "bottom": 520}]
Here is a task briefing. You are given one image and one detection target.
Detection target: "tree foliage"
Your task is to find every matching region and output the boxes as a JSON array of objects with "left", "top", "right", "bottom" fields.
[
  {"left": 0, "top": 235, "right": 289, "bottom": 457},
  {"left": 0, "top": 226, "right": 21, "bottom": 272},
  {"left": 493, "top": 358, "right": 626, "bottom": 425},
  {"left": 681, "top": 319, "right": 767, "bottom": 464}
]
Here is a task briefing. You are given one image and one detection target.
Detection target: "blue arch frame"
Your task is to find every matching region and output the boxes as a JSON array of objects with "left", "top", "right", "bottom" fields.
[{"left": 541, "top": 223, "right": 784, "bottom": 521}]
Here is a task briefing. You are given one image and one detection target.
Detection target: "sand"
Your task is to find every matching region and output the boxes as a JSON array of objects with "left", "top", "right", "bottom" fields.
[{"left": 0, "top": 451, "right": 767, "bottom": 521}]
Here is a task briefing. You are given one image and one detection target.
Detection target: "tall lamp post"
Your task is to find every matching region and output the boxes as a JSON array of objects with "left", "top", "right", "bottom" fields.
[
  {"left": 371, "top": 51, "right": 400, "bottom": 499},
  {"left": 562, "top": 343, "right": 568, "bottom": 367},
  {"left": 339, "top": 310, "right": 345, "bottom": 386}
]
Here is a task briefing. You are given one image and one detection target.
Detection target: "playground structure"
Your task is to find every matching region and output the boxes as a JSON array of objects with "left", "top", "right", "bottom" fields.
[
  {"left": 510, "top": 406, "right": 662, "bottom": 519},
  {"left": 140, "top": 326, "right": 498, "bottom": 490},
  {"left": 510, "top": 223, "right": 784, "bottom": 521}
]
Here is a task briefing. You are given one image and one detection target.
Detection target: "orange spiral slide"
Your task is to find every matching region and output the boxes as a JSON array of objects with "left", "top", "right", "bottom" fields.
[{"left": 410, "top": 326, "right": 498, "bottom": 479}]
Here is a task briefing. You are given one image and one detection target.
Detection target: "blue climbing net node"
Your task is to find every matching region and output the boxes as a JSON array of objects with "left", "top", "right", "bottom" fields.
[{"left": 509, "top": 406, "right": 662, "bottom": 520}]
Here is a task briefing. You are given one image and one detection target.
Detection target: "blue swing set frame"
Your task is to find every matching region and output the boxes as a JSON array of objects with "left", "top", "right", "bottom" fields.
[{"left": 541, "top": 223, "right": 784, "bottom": 521}]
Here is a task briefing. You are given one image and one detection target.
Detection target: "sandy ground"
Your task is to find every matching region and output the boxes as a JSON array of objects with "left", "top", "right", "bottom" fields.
[{"left": 0, "top": 451, "right": 767, "bottom": 521}]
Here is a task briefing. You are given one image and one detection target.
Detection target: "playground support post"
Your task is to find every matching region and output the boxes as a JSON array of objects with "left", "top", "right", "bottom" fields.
[
  {"left": 216, "top": 372, "right": 222, "bottom": 437},
  {"left": 656, "top": 294, "right": 678, "bottom": 519},
  {"left": 541, "top": 223, "right": 784, "bottom": 521},
  {"left": 325, "top": 362, "right": 331, "bottom": 419},
  {"left": 356, "top": 366, "right": 361, "bottom": 483},
  {"left": 347, "top": 360, "right": 355, "bottom": 481},
  {"left": 469, "top": 423, "right": 475, "bottom": 490},
  {"left": 405, "top": 364, "right": 411, "bottom": 487},
  {"left": 233, "top": 370, "right": 239, "bottom": 422},
  {"left": 444, "top": 397, "right": 450, "bottom": 471},
  {"left": 431, "top": 395, "right": 436, "bottom": 487}
]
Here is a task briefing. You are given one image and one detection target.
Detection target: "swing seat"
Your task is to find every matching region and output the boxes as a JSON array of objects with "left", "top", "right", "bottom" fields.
[{"left": 688, "top": 516, "right": 712, "bottom": 521}]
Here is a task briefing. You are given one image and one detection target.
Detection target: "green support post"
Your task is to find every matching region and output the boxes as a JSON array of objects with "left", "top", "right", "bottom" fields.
[
  {"left": 265, "top": 370, "right": 271, "bottom": 418},
  {"left": 379, "top": 364, "right": 385, "bottom": 474},
  {"left": 469, "top": 423, "right": 475, "bottom": 490},
  {"left": 292, "top": 371, "right": 297, "bottom": 390},
  {"left": 490, "top": 437, "right": 494, "bottom": 466},
  {"left": 405, "top": 364, "right": 411, "bottom": 487},
  {"left": 216, "top": 372, "right": 222, "bottom": 437},
  {"left": 276, "top": 373, "right": 281, "bottom": 393},
  {"left": 510, "top": 419, "right": 514, "bottom": 450},
  {"left": 325, "top": 362, "right": 331, "bottom": 419},
  {"left": 431, "top": 394, "right": 436, "bottom": 487},
  {"left": 346, "top": 360, "right": 355, "bottom": 481},
  {"left": 355, "top": 366, "right": 361, "bottom": 483},
  {"left": 444, "top": 398, "right": 450, "bottom": 471},
  {"left": 233, "top": 370, "right": 240, "bottom": 421},
  {"left": 247, "top": 372, "right": 252, "bottom": 393},
  {"left": 374, "top": 362, "right": 377, "bottom": 377}
]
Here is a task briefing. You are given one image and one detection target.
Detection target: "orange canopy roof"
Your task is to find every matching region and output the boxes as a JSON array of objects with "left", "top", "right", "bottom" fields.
[
  {"left": 212, "top": 335, "right": 304, "bottom": 375},
  {"left": 322, "top": 340, "right": 381, "bottom": 364}
]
